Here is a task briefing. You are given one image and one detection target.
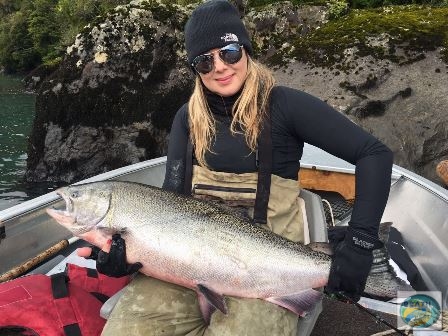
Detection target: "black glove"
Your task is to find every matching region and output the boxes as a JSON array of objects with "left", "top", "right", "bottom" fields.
[
  {"left": 327, "top": 226, "right": 347, "bottom": 251},
  {"left": 325, "top": 227, "right": 383, "bottom": 302},
  {"left": 87, "top": 233, "right": 142, "bottom": 277}
]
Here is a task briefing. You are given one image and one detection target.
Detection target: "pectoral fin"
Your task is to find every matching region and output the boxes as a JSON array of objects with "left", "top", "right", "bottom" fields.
[
  {"left": 196, "top": 284, "right": 227, "bottom": 325},
  {"left": 197, "top": 284, "right": 227, "bottom": 314},
  {"left": 197, "top": 292, "right": 217, "bottom": 325},
  {"left": 266, "top": 289, "right": 323, "bottom": 317}
]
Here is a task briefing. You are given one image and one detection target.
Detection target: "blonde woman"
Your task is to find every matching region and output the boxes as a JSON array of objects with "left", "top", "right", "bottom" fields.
[{"left": 96, "top": 1, "right": 393, "bottom": 334}]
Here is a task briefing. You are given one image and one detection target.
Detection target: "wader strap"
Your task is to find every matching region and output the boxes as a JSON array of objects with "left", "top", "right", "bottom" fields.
[
  {"left": 184, "top": 138, "right": 193, "bottom": 195},
  {"left": 253, "top": 110, "right": 272, "bottom": 225},
  {"left": 184, "top": 104, "right": 273, "bottom": 223}
]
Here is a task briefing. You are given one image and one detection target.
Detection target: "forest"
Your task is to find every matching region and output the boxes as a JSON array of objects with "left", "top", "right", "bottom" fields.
[{"left": 0, "top": 0, "right": 447, "bottom": 74}]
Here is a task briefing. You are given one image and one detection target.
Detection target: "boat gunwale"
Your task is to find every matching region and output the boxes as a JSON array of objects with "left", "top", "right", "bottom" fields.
[
  {"left": 2, "top": 150, "right": 448, "bottom": 224},
  {"left": 300, "top": 144, "right": 448, "bottom": 202},
  {"left": 0, "top": 157, "right": 167, "bottom": 223}
]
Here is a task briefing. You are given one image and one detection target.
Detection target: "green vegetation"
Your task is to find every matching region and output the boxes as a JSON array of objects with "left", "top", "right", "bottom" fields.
[
  {"left": 0, "top": 0, "right": 447, "bottom": 73},
  {"left": 350, "top": 0, "right": 448, "bottom": 9},
  {"left": 249, "top": 0, "right": 448, "bottom": 8},
  {"left": 0, "top": 0, "right": 130, "bottom": 73},
  {"left": 290, "top": 5, "right": 448, "bottom": 68},
  {"left": 0, "top": 10, "right": 40, "bottom": 72},
  {"left": 250, "top": 0, "right": 326, "bottom": 6}
]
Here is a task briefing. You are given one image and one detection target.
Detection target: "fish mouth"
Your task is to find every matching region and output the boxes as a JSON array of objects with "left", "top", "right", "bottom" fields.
[
  {"left": 46, "top": 189, "right": 76, "bottom": 227},
  {"left": 49, "top": 189, "right": 75, "bottom": 217},
  {"left": 56, "top": 189, "right": 73, "bottom": 215}
]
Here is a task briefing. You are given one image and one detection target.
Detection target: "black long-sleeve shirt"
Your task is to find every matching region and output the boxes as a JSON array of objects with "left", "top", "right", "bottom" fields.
[{"left": 163, "top": 86, "right": 393, "bottom": 237}]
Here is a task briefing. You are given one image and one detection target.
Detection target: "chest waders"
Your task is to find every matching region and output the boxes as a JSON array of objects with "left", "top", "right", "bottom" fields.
[
  {"left": 190, "top": 165, "right": 304, "bottom": 243},
  {"left": 102, "top": 110, "right": 303, "bottom": 336},
  {"left": 184, "top": 103, "right": 304, "bottom": 242}
]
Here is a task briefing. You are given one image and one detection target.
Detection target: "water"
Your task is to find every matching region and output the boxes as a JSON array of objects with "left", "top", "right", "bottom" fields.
[{"left": 0, "top": 74, "right": 56, "bottom": 211}]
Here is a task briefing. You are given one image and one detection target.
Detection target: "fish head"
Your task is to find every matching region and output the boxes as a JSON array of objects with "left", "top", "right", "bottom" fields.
[{"left": 46, "top": 182, "right": 112, "bottom": 236}]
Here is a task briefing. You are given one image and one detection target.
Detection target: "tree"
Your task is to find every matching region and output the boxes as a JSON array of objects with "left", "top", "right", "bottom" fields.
[
  {"left": 0, "top": 0, "right": 22, "bottom": 17},
  {"left": 27, "top": 0, "right": 61, "bottom": 62},
  {"left": 0, "top": 11, "right": 40, "bottom": 72}
]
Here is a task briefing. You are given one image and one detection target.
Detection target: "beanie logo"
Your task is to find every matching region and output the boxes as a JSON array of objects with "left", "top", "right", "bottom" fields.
[{"left": 221, "top": 33, "right": 239, "bottom": 43}]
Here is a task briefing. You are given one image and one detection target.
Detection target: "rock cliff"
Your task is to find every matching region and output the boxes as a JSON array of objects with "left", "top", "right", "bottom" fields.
[
  {"left": 26, "top": 1, "right": 194, "bottom": 183},
  {"left": 25, "top": 0, "right": 448, "bottom": 186}
]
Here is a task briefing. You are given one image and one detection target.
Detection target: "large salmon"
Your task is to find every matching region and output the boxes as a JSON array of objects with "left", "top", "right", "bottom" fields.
[{"left": 46, "top": 181, "right": 412, "bottom": 321}]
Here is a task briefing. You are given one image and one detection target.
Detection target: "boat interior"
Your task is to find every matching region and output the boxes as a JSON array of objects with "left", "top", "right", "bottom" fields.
[{"left": 1, "top": 144, "right": 447, "bottom": 334}]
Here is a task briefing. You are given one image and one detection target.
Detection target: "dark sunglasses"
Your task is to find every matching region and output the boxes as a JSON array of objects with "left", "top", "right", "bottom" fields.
[{"left": 191, "top": 43, "right": 244, "bottom": 75}]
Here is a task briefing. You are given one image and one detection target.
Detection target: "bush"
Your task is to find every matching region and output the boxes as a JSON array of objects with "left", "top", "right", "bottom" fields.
[{"left": 328, "top": 0, "right": 350, "bottom": 17}]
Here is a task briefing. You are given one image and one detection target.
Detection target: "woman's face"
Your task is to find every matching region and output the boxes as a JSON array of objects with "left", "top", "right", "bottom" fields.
[{"left": 198, "top": 47, "right": 248, "bottom": 97}]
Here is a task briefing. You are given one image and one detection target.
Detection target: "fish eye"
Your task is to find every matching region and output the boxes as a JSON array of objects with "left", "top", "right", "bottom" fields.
[{"left": 70, "top": 191, "right": 80, "bottom": 198}]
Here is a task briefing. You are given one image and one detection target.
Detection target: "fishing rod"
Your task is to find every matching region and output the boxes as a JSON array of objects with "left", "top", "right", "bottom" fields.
[
  {"left": 329, "top": 292, "right": 407, "bottom": 336},
  {"left": 0, "top": 237, "right": 79, "bottom": 282}
]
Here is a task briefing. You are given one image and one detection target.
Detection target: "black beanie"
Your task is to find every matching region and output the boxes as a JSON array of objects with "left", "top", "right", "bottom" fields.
[{"left": 185, "top": 0, "right": 253, "bottom": 65}]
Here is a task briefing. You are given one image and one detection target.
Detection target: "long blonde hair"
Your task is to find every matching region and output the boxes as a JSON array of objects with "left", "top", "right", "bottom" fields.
[{"left": 188, "top": 57, "right": 275, "bottom": 167}]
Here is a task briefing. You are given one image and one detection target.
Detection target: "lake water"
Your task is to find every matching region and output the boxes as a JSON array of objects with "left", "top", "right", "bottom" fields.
[{"left": 0, "top": 74, "right": 56, "bottom": 211}]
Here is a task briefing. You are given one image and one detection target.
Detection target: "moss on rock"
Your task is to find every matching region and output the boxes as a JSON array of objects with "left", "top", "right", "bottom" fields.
[
  {"left": 249, "top": 0, "right": 327, "bottom": 7},
  {"left": 289, "top": 5, "right": 448, "bottom": 68}
]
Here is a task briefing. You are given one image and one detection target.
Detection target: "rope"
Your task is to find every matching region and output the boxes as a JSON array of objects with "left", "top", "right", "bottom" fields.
[
  {"left": 333, "top": 293, "right": 407, "bottom": 335},
  {"left": 443, "top": 310, "right": 448, "bottom": 331},
  {"left": 321, "top": 199, "right": 335, "bottom": 227},
  {"left": 369, "top": 326, "right": 412, "bottom": 336},
  {"left": 369, "top": 310, "right": 448, "bottom": 335},
  {"left": 321, "top": 197, "right": 354, "bottom": 226}
]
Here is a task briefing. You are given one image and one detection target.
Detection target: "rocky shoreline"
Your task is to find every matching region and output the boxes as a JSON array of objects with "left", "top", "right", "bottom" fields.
[
  {"left": 273, "top": 49, "right": 448, "bottom": 184},
  {"left": 24, "top": 0, "right": 448, "bottom": 186}
]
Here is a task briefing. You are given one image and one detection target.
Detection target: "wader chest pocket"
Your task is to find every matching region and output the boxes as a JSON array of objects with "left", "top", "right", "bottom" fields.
[
  {"left": 193, "top": 184, "right": 256, "bottom": 194},
  {"left": 192, "top": 184, "right": 257, "bottom": 205}
]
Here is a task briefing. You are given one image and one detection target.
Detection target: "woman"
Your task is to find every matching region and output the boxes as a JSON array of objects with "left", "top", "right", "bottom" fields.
[{"left": 96, "top": 1, "right": 393, "bottom": 335}]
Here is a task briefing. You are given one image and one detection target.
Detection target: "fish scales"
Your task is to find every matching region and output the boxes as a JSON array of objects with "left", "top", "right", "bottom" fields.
[
  {"left": 104, "top": 182, "right": 330, "bottom": 298},
  {"left": 46, "top": 181, "right": 414, "bottom": 319}
]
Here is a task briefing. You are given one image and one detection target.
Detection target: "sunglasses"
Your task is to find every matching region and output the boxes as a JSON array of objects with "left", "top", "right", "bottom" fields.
[{"left": 191, "top": 43, "right": 244, "bottom": 75}]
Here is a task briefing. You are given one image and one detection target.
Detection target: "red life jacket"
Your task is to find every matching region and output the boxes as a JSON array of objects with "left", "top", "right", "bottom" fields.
[{"left": 0, "top": 263, "right": 130, "bottom": 336}]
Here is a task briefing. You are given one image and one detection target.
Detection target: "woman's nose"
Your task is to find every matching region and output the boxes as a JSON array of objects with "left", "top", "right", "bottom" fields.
[{"left": 213, "top": 53, "right": 227, "bottom": 72}]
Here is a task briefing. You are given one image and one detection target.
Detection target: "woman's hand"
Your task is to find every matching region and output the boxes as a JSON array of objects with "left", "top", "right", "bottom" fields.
[
  {"left": 77, "top": 234, "right": 142, "bottom": 278},
  {"left": 325, "top": 227, "right": 383, "bottom": 302}
]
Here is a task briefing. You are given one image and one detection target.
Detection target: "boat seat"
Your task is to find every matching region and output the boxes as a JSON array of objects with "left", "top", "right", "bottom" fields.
[
  {"left": 296, "top": 189, "right": 328, "bottom": 336},
  {"left": 101, "top": 189, "right": 329, "bottom": 336},
  {"left": 300, "top": 188, "right": 329, "bottom": 244}
]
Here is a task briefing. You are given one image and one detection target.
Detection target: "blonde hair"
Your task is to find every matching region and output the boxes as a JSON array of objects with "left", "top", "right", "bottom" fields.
[{"left": 188, "top": 57, "right": 275, "bottom": 167}]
